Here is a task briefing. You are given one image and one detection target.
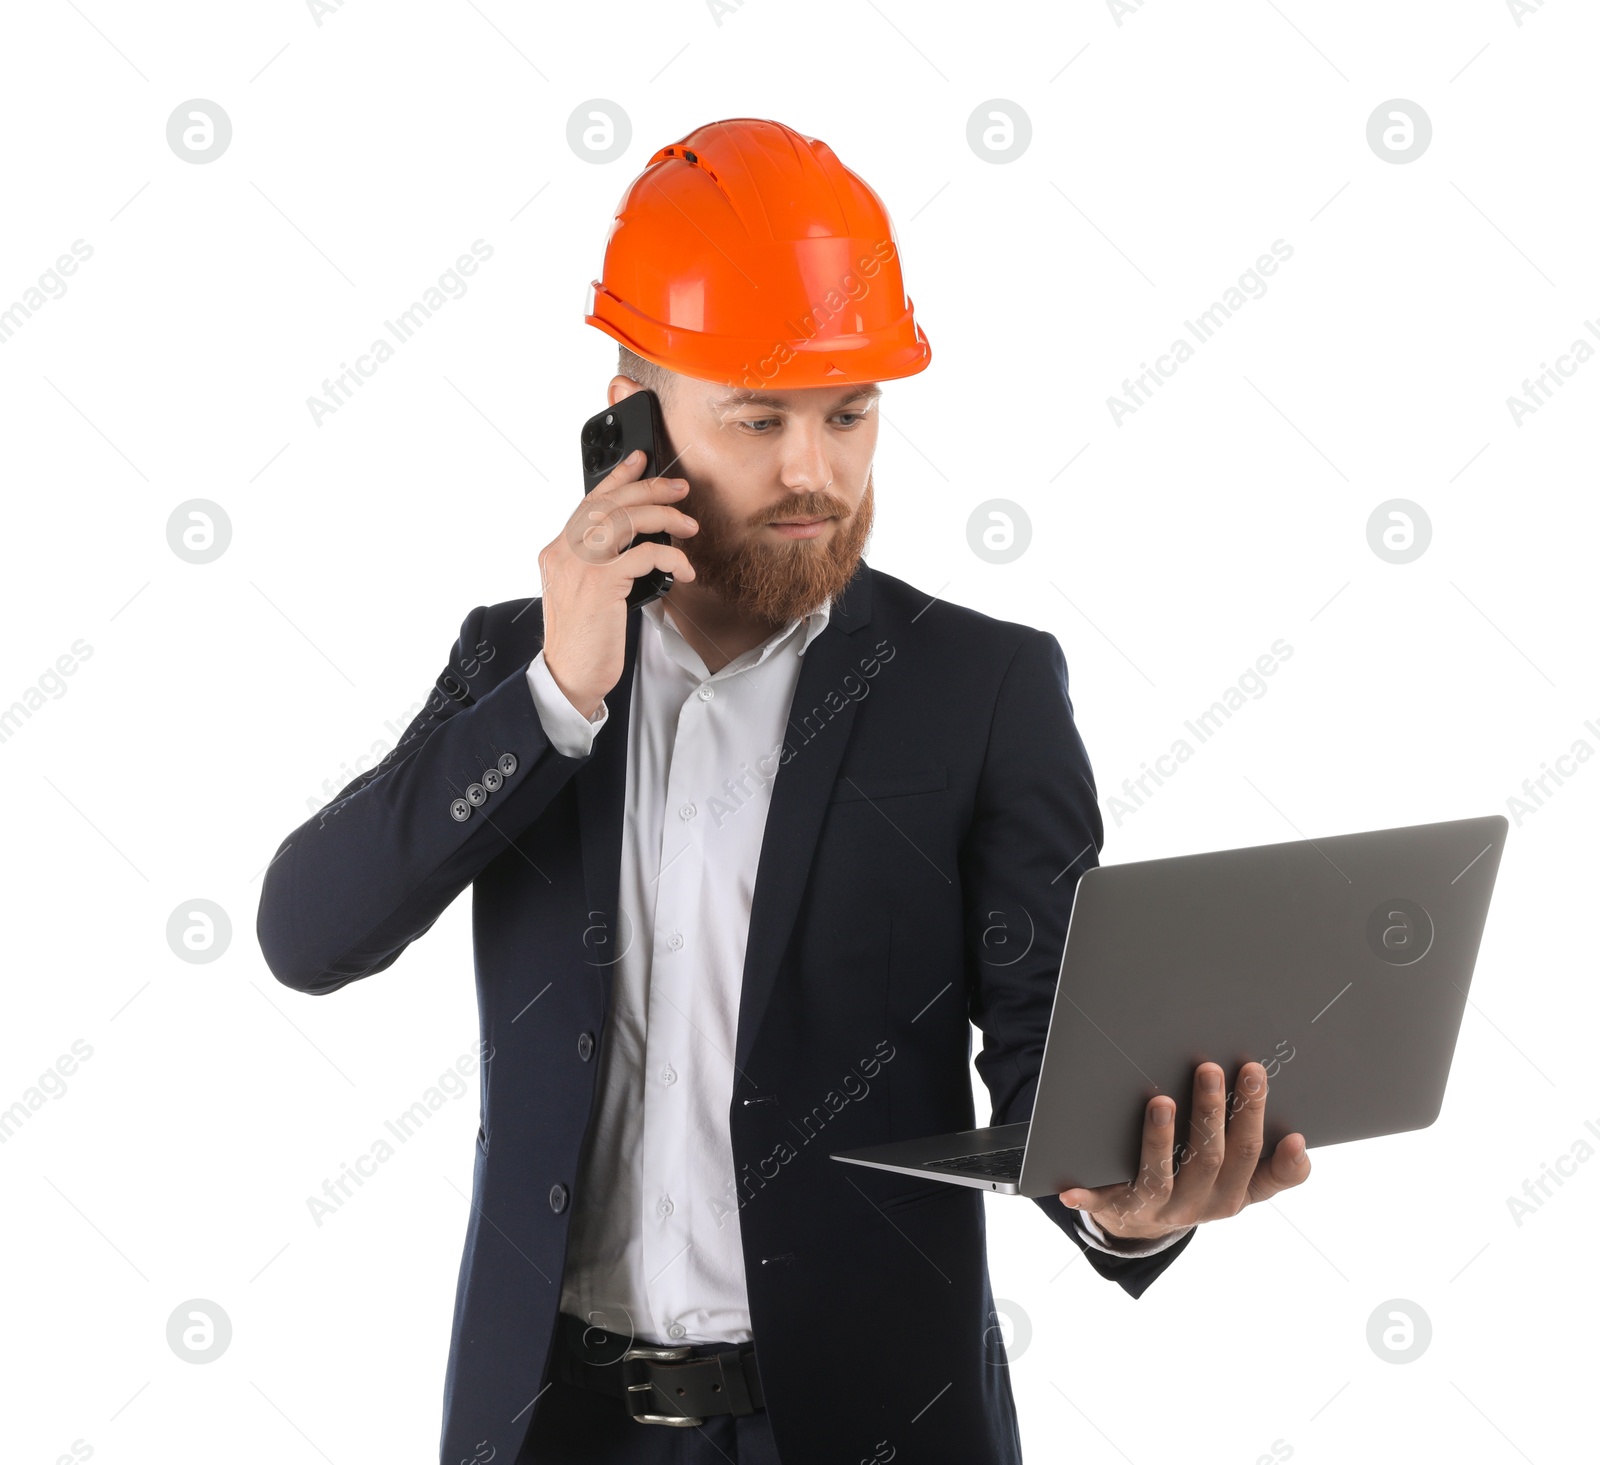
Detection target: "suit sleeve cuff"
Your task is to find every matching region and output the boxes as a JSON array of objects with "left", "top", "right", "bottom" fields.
[
  {"left": 1074, "top": 1209, "right": 1194, "bottom": 1259},
  {"left": 525, "top": 651, "right": 608, "bottom": 758}
]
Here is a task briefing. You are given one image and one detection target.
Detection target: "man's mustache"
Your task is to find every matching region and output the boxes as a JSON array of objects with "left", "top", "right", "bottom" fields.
[{"left": 750, "top": 490, "right": 854, "bottom": 526}]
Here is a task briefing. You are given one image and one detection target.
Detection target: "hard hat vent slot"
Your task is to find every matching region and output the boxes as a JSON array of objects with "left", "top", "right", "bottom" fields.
[{"left": 590, "top": 120, "right": 932, "bottom": 385}]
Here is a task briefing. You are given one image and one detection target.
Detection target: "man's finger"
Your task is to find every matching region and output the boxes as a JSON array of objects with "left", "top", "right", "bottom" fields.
[
  {"left": 594, "top": 473, "right": 692, "bottom": 511},
  {"left": 1172, "top": 1061, "right": 1227, "bottom": 1207},
  {"left": 616, "top": 540, "right": 696, "bottom": 585},
  {"left": 1123, "top": 1094, "right": 1178, "bottom": 1225},
  {"left": 1247, "top": 1133, "right": 1312, "bottom": 1205},
  {"left": 1060, "top": 1094, "right": 1176, "bottom": 1224},
  {"left": 1212, "top": 1061, "right": 1268, "bottom": 1214}
]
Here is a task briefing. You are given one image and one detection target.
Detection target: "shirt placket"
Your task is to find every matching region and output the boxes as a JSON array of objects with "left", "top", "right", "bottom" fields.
[
  {"left": 634, "top": 613, "right": 806, "bottom": 1343},
  {"left": 638, "top": 665, "right": 710, "bottom": 1342}
]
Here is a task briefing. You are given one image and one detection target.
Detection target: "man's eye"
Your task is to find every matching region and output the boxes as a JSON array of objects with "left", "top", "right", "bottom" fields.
[
  {"left": 736, "top": 418, "right": 779, "bottom": 433},
  {"left": 832, "top": 412, "right": 866, "bottom": 427}
]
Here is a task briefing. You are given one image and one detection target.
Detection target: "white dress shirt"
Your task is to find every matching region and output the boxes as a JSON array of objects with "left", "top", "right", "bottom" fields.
[{"left": 523, "top": 596, "right": 1186, "bottom": 1345}]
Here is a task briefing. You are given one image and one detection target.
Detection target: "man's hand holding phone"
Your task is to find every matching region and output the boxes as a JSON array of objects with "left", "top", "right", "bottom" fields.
[{"left": 538, "top": 448, "right": 698, "bottom": 720}]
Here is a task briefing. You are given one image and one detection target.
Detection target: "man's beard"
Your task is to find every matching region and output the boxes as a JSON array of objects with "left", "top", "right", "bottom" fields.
[{"left": 675, "top": 469, "right": 874, "bottom": 625}]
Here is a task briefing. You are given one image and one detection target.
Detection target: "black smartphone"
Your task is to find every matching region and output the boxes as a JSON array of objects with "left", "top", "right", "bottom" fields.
[{"left": 579, "top": 390, "right": 675, "bottom": 611}]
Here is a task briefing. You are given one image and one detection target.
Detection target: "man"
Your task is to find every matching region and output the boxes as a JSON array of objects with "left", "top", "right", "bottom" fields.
[{"left": 257, "top": 118, "right": 1310, "bottom": 1464}]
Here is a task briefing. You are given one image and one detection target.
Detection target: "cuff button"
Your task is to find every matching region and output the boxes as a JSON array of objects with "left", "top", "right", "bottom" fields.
[
  {"left": 482, "top": 768, "right": 504, "bottom": 792},
  {"left": 450, "top": 799, "right": 471, "bottom": 822},
  {"left": 498, "top": 752, "right": 518, "bottom": 777},
  {"left": 465, "top": 783, "right": 487, "bottom": 807}
]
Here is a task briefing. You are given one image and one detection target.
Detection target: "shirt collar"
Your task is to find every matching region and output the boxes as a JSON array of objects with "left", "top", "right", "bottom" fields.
[
  {"left": 796, "top": 599, "right": 832, "bottom": 653},
  {"left": 643, "top": 596, "right": 832, "bottom": 672}
]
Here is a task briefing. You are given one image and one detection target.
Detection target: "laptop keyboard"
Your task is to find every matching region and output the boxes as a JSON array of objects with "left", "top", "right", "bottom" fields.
[{"left": 922, "top": 1146, "right": 1025, "bottom": 1180}]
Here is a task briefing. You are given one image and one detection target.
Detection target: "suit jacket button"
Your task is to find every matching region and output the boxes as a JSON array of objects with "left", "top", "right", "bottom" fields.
[
  {"left": 577, "top": 1031, "right": 594, "bottom": 1062},
  {"left": 482, "top": 768, "right": 504, "bottom": 792},
  {"left": 498, "top": 753, "right": 518, "bottom": 777},
  {"left": 549, "top": 1183, "right": 569, "bottom": 1214},
  {"left": 465, "top": 783, "right": 487, "bottom": 807},
  {"left": 450, "top": 799, "right": 471, "bottom": 822}
]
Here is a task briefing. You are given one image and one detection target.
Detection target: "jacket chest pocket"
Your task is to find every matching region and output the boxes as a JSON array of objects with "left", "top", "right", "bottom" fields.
[{"left": 828, "top": 765, "right": 947, "bottom": 804}]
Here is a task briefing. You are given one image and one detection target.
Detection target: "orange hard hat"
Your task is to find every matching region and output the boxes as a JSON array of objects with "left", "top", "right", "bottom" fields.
[{"left": 585, "top": 117, "right": 931, "bottom": 391}]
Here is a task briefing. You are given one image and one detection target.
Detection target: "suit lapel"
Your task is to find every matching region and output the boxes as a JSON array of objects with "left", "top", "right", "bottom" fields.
[
  {"left": 733, "top": 562, "right": 876, "bottom": 1080},
  {"left": 573, "top": 568, "right": 877, "bottom": 1075},
  {"left": 575, "top": 607, "right": 642, "bottom": 1017}
]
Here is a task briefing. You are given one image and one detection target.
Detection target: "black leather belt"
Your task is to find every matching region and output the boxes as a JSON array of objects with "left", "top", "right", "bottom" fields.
[{"left": 548, "top": 1311, "right": 765, "bottom": 1427}]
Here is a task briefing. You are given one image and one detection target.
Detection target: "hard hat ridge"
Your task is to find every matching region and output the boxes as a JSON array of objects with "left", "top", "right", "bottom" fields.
[{"left": 585, "top": 117, "right": 931, "bottom": 390}]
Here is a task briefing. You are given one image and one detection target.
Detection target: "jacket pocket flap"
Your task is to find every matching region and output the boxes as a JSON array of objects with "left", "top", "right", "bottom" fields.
[{"left": 829, "top": 766, "right": 948, "bottom": 804}]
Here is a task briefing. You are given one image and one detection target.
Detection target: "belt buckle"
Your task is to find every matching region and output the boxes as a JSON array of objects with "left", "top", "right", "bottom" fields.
[{"left": 620, "top": 1344, "right": 703, "bottom": 1427}]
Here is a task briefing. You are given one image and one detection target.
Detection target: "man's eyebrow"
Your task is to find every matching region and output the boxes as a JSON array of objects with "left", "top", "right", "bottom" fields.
[{"left": 712, "top": 385, "right": 882, "bottom": 413}]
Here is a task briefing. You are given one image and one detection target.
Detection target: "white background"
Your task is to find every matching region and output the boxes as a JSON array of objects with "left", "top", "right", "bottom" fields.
[{"left": 2, "top": 1, "right": 1594, "bottom": 1461}]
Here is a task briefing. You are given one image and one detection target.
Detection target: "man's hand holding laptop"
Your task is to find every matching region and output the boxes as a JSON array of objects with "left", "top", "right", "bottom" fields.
[{"left": 1059, "top": 1061, "right": 1312, "bottom": 1241}]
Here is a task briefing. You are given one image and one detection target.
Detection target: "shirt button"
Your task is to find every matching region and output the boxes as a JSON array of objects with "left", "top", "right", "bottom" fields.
[
  {"left": 577, "top": 1031, "right": 594, "bottom": 1062},
  {"left": 679, "top": 802, "right": 697, "bottom": 821},
  {"left": 549, "top": 1183, "right": 569, "bottom": 1214},
  {"left": 666, "top": 932, "right": 684, "bottom": 951},
  {"left": 668, "top": 1323, "right": 687, "bottom": 1340},
  {"left": 660, "top": 1064, "right": 677, "bottom": 1086},
  {"left": 696, "top": 685, "right": 715, "bottom": 702},
  {"left": 657, "top": 1196, "right": 674, "bottom": 1217}
]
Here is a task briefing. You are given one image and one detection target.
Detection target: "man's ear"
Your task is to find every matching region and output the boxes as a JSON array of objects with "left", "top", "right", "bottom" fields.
[{"left": 607, "top": 374, "right": 645, "bottom": 407}]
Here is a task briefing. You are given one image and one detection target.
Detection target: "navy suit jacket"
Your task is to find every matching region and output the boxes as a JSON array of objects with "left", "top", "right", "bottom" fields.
[{"left": 256, "top": 560, "right": 1193, "bottom": 1464}]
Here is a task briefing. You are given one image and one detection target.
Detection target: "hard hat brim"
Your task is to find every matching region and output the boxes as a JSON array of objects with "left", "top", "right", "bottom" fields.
[{"left": 587, "top": 283, "right": 932, "bottom": 391}]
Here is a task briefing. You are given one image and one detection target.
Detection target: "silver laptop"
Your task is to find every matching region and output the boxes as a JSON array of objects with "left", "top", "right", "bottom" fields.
[{"left": 831, "top": 815, "right": 1507, "bottom": 1197}]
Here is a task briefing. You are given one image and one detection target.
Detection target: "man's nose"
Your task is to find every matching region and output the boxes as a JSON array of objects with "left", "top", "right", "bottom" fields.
[{"left": 779, "top": 423, "right": 835, "bottom": 493}]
